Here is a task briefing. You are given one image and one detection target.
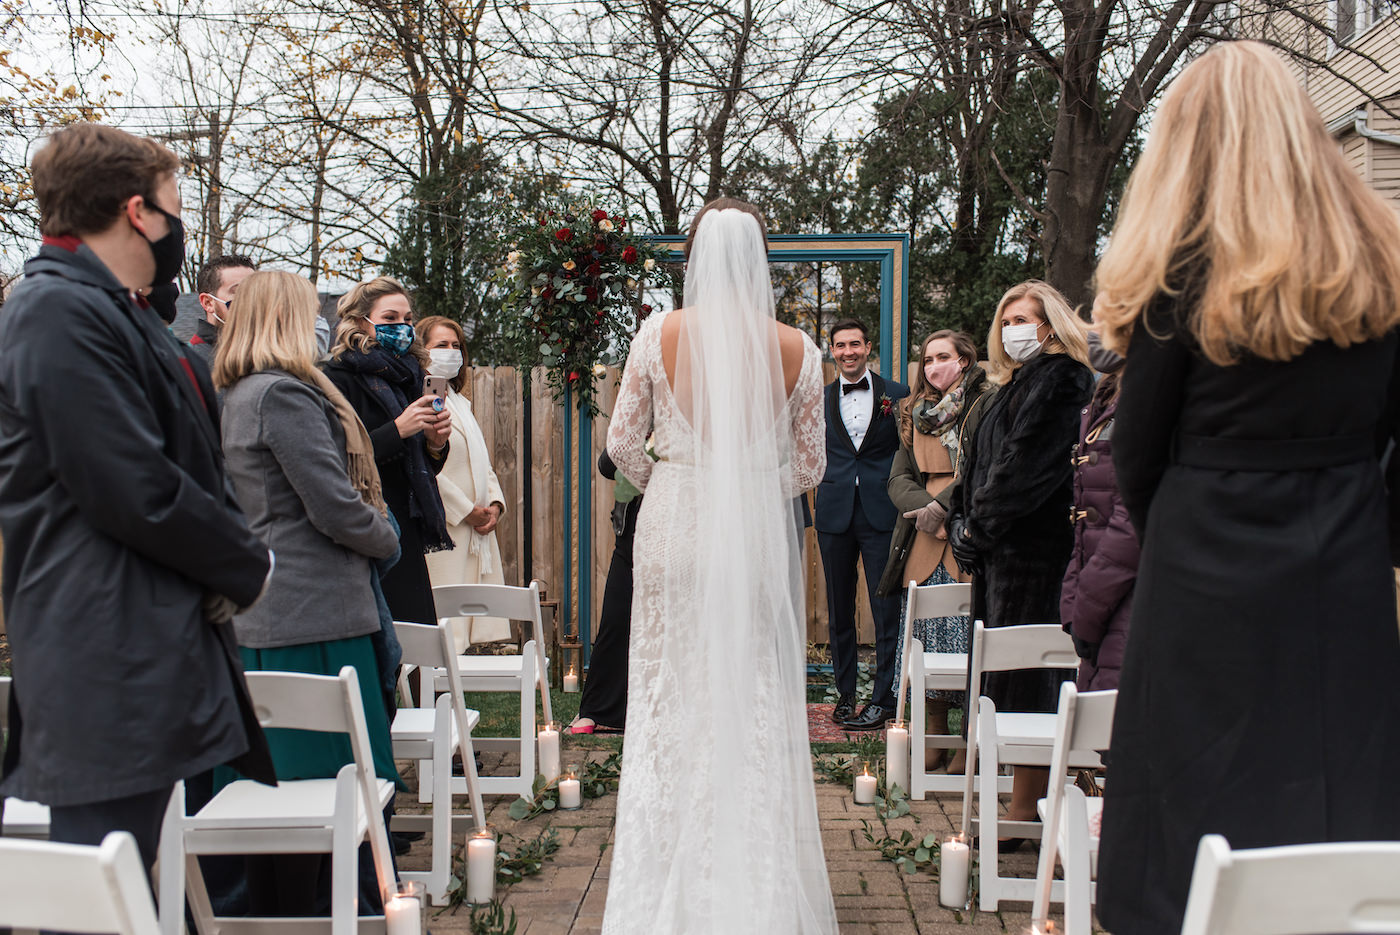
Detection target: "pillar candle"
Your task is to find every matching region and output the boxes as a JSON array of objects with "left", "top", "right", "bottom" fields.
[
  {"left": 853, "top": 772, "right": 877, "bottom": 805},
  {"left": 384, "top": 883, "right": 423, "bottom": 935},
  {"left": 563, "top": 668, "right": 579, "bottom": 693},
  {"left": 466, "top": 833, "right": 497, "bottom": 904},
  {"left": 538, "top": 723, "right": 561, "bottom": 781},
  {"left": 885, "top": 721, "right": 910, "bottom": 796},
  {"left": 939, "top": 834, "right": 971, "bottom": 908},
  {"left": 559, "top": 776, "right": 582, "bottom": 809}
]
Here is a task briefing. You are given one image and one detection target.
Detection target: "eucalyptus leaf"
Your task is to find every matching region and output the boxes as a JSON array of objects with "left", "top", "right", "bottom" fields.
[{"left": 914, "top": 846, "right": 930, "bottom": 863}]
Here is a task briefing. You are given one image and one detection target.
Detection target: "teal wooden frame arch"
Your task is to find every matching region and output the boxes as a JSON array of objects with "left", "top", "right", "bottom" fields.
[{"left": 563, "top": 233, "right": 911, "bottom": 667}]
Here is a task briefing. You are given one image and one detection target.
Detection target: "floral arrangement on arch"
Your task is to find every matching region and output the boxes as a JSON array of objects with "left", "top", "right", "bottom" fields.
[{"left": 500, "top": 205, "right": 674, "bottom": 416}]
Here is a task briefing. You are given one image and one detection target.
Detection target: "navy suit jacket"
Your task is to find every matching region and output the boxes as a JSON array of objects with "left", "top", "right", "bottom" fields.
[{"left": 814, "top": 371, "right": 910, "bottom": 534}]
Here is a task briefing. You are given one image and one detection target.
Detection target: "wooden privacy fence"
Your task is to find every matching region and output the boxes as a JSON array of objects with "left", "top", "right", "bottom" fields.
[{"left": 460, "top": 365, "right": 879, "bottom": 653}]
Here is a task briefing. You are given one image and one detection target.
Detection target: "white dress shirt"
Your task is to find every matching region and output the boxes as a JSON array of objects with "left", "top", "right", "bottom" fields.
[{"left": 838, "top": 370, "right": 873, "bottom": 453}]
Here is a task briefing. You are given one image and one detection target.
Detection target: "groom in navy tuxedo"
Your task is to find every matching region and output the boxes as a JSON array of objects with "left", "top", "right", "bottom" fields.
[{"left": 816, "top": 319, "right": 909, "bottom": 730}]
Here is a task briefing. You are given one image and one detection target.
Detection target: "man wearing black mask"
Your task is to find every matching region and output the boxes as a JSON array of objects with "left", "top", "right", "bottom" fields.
[{"left": 0, "top": 122, "right": 275, "bottom": 876}]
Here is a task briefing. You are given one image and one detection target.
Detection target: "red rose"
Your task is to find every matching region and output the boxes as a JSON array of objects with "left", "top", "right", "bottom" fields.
[
  {"left": 641, "top": 304, "right": 652, "bottom": 313},
  {"left": 591, "top": 209, "right": 608, "bottom": 222},
  {"left": 614, "top": 216, "right": 626, "bottom": 228},
  {"left": 556, "top": 228, "right": 573, "bottom": 242},
  {"left": 541, "top": 286, "right": 554, "bottom": 300},
  {"left": 568, "top": 371, "right": 580, "bottom": 382},
  {"left": 587, "top": 262, "right": 602, "bottom": 277},
  {"left": 621, "top": 246, "right": 638, "bottom": 264}
]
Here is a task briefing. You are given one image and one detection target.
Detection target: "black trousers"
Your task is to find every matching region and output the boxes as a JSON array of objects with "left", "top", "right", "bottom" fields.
[
  {"left": 48, "top": 785, "right": 173, "bottom": 876},
  {"left": 818, "top": 489, "right": 900, "bottom": 708},
  {"left": 577, "top": 499, "right": 638, "bottom": 729}
]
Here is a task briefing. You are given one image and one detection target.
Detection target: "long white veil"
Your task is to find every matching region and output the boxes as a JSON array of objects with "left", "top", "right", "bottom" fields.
[{"left": 669, "top": 208, "right": 836, "bottom": 931}]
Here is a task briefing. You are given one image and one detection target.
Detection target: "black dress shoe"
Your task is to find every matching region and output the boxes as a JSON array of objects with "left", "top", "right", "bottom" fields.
[
  {"left": 831, "top": 694, "right": 857, "bottom": 724},
  {"left": 843, "top": 703, "right": 894, "bottom": 731}
]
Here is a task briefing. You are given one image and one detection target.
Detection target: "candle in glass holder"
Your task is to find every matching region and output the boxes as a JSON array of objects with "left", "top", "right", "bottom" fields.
[
  {"left": 853, "top": 761, "right": 877, "bottom": 805},
  {"left": 538, "top": 721, "right": 561, "bottom": 781},
  {"left": 466, "top": 828, "right": 497, "bottom": 904},
  {"left": 384, "top": 881, "right": 423, "bottom": 935},
  {"left": 939, "top": 832, "right": 971, "bottom": 908},
  {"left": 559, "top": 765, "right": 582, "bottom": 809},
  {"left": 563, "top": 666, "right": 580, "bottom": 693},
  {"left": 885, "top": 719, "right": 910, "bottom": 796}
]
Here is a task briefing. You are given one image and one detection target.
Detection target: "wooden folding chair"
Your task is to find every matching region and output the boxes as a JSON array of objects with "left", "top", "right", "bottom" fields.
[
  {"left": 427, "top": 583, "right": 552, "bottom": 799},
  {"left": 0, "top": 831, "right": 159, "bottom": 935},
  {"left": 1030, "top": 683, "right": 1116, "bottom": 935},
  {"left": 1181, "top": 834, "right": 1400, "bottom": 935},
  {"left": 960, "top": 620, "right": 1088, "bottom": 911},
  {"left": 159, "top": 667, "right": 396, "bottom": 935},
  {"left": 0, "top": 675, "right": 49, "bottom": 838},
  {"left": 390, "top": 620, "right": 486, "bottom": 905}
]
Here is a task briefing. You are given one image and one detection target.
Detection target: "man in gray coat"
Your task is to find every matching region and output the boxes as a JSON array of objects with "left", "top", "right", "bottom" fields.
[{"left": 0, "top": 124, "right": 275, "bottom": 871}]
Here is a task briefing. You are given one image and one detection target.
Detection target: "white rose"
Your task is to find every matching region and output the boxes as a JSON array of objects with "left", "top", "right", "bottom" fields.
[{"left": 643, "top": 258, "right": 655, "bottom": 271}]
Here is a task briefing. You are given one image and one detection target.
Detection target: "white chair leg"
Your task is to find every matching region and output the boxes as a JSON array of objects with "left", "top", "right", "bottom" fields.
[
  {"left": 332, "top": 768, "right": 358, "bottom": 935},
  {"left": 184, "top": 853, "right": 216, "bottom": 935},
  {"left": 977, "top": 706, "right": 1001, "bottom": 912},
  {"left": 429, "top": 698, "right": 452, "bottom": 905},
  {"left": 1063, "top": 788, "right": 1093, "bottom": 935},
  {"left": 460, "top": 722, "right": 487, "bottom": 833},
  {"left": 910, "top": 645, "right": 927, "bottom": 801},
  {"left": 158, "top": 782, "right": 186, "bottom": 935},
  {"left": 520, "top": 660, "right": 537, "bottom": 796}
]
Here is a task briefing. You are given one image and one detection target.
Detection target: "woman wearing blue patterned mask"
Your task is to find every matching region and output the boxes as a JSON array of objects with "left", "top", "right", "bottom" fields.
[{"left": 324, "top": 276, "right": 454, "bottom": 628}]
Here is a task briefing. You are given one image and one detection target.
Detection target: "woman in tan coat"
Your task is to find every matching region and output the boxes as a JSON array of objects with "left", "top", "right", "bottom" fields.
[
  {"left": 877, "top": 330, "right": 996, "bottom": 771},
  {"left": 415, "top": 316, "right": 511, "bottom": 650}
]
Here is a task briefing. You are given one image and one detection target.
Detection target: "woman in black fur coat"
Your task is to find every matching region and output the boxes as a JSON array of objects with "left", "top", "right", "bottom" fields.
[{"left": 947, "top": 280, "right": 1094, "bottom": 825}]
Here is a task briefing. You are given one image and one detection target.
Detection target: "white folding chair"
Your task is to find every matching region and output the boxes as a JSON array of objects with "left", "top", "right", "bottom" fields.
[
  {"left": 159, "top": 666, "right": 396, "bottom": 935},
  {"left": 894, "top": 581, "right": 999, "bottom": 799},
  {"left": 0, "top": 831, "right": 159, "bottom": 935},
  {"left": 1180, "top": 834, "right": 1400, "bottom": 935},
  {"left": 390, "top": 620, "right": 487, "bottom": 905},
  {"left": 0, "top": 675, "right": 50, "bottom": 838},
  {"left": 427, "top": 583, "right": 552, "bottom": 799},
  {"left": 960, "top": 620, "right": 1088, "bottom": 911},
  {"left": 1030, "top": 683, "right": 1116, "bottom": 935}
]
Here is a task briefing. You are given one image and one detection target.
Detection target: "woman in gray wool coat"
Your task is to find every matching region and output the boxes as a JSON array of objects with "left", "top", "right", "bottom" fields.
[{"left": 213, "top": 270, "right": 403, "bottom": 916}]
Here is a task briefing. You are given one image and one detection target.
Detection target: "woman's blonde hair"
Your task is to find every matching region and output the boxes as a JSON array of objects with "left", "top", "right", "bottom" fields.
[
  {"left": 212, "top": 270, "right": 321, "bottom": 390},
  {"left": 984, "top": 280, "right": 1091, "bottom": 384},
  {"left": 414, "top": 315, "right": 470, "bottom": 393},
  {"left": 331, "top": 276, "right": 430, "bottom": 369},
  {"left": 1096, "top": 40, "right": 1400, "bottom": 363}
]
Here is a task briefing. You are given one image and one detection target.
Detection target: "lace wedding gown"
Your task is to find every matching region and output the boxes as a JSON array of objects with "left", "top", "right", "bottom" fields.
[{"left": 601, "top": 309, "right": 837, "bottom": 934}]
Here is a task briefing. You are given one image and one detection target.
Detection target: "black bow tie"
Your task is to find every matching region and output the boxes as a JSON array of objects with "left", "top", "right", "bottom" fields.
[{"left": 842, "top": 377, "right": 870, "bottom": 395}]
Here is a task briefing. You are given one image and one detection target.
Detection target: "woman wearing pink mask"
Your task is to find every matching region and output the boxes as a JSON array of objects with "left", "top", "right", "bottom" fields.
[{"left": 877, "top": 329, "right": 996, "bottom": 772}]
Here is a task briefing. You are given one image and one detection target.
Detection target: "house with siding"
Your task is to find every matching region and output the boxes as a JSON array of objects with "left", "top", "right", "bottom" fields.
[{"left": 1236, "top": 0, "right": 1400, "bottom": 207}]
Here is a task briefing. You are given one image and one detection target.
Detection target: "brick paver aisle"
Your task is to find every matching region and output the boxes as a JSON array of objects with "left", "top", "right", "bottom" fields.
[{"left": 405, "top": 749, "right": 1047, "bottom": 934}]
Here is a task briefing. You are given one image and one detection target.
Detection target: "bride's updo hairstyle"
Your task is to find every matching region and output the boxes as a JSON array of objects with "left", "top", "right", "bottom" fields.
[{"left": 684, "top": 198, "right": 770, "bottom": 260}]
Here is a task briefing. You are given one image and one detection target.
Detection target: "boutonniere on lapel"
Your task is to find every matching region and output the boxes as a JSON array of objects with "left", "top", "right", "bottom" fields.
[{"left": 879, "top": 394, "right": 894, "bottom": 418}]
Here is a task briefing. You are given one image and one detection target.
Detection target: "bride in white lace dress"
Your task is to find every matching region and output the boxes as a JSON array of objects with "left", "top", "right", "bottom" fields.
[{"left": 602, "top": 200, "right": 837, "bottom": 934}]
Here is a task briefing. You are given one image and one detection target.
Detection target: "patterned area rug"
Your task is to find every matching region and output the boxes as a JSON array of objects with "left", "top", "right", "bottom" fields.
[{"left": 807, "top": 703, "right": 889, "bottom": 744}]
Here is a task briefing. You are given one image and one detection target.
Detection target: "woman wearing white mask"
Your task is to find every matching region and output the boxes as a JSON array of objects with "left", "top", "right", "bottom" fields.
[
  {"left": 415, "top": 316, "right": 511, "bottom": 650},
  {"left": 877, "top": 330, "right": 996, "bottom": 773},
  {"left": 945, "top": 280, "right": 1093, "bottom": 832}
]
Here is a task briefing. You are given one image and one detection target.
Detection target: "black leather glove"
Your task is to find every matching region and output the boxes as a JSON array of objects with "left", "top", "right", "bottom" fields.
[
  {"left": 947, "top": 516, "right": 981, "bottom": 575},
  {"left": 1071, "top": 633, "right": 1100, "bottom": 665}
]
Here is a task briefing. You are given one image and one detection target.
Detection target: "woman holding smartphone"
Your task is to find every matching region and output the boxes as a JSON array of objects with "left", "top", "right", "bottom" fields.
[{"left": 324, "top": 276, "right": 453, "bottom": 625}]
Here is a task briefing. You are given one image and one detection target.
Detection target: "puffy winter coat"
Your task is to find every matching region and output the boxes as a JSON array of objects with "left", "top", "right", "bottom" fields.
[{"left": 1059, "top": 373, "right": 1139, "bottom": 691}]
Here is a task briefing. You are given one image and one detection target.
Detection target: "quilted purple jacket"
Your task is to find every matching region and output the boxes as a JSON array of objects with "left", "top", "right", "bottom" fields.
[{"left": 1060, "top": 374, "right": 1140, "bottom": 691}]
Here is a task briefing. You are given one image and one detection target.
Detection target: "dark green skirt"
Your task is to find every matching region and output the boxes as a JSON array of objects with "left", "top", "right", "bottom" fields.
[{"left": 218, "top": 635, "right": 405, "bottom": 791}]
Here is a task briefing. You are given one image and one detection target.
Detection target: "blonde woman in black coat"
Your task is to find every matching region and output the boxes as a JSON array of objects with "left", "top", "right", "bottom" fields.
[
  {"left": 1094, "top": 42, "right": 1400, "bottom": 935},
  {"left": 946, "top": 280, "right": 1093, "bottom": 829}
]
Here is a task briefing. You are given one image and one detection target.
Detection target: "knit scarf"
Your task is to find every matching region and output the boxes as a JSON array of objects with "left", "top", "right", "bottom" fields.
[
  {"left": 914, "top": 386, "right": 965, "bottom": 438},
  {"left": 334, "top": 346, "right": 454, "bottom": 553},
  {"left": 304, "top": 368, "right": 388, "bottom": 516}
]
